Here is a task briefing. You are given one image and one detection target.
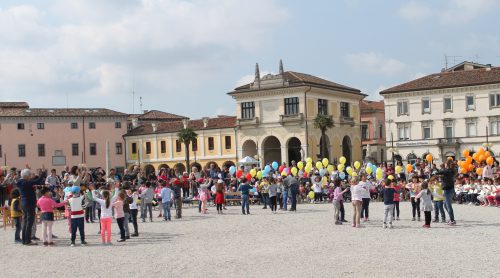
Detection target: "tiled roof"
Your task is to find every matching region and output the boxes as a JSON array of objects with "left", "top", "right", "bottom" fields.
[
  {"left": 230, "top": 71, "right": 362, "bottom": 94},
  {"left": 0, "top": 108, "right": 127, "bottom": 117},
  {"left": 125, "top": 116, "right": 237, "bottom": 136},
  {"left": 0, "top": 102, "right": 29, "bottom": 108},
  {"left": 380, "top": 66, "right": 500, "bottom": 94},
  {"left": 360, "top": 100, "right": 384, "bottom": 112},
  {"left": 136, "top": 110, "right": 187, "bottom": 120}
]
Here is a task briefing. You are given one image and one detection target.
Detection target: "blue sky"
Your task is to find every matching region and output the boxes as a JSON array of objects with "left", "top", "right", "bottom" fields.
[{"left": 1, "top": 0, "right": 499, "bottom": 118}]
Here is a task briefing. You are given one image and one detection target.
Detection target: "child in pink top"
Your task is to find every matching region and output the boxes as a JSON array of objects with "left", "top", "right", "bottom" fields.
[
  {"left": 36, "top": 187, "right": 67, "bottom": 246},
  {"left": 113, "top": 190, "right": 126, "bottom": 242}
]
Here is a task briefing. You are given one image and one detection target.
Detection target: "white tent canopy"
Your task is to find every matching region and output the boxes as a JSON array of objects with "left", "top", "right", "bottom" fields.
[{"left": 238, "top": 156, "right": 259, "bottom": 165}]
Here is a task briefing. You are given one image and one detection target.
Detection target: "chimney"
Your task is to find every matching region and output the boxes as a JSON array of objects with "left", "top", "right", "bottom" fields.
[
  {"left": 279, "top": 59, "right": 284, "bottom": 75},
  {"left": 182, "top": 118, "right": 188, "bottom": 129},
  {"left": 254, "top": 63, "right": 260, "bottom": 89},
  {"left": 132, "top": 118, "right": 138, "bottom": 128},
  {"left": 151, "top": 123, "right": 157, "bottom": 132},
  {"left": 202, "top": 117, "right": 209, "bottom": 128}
]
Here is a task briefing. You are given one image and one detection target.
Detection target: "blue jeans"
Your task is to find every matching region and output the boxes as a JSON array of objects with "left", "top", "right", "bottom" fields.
[
  {"left": 433, "top": 200, "right": 445, "bottom": 220},
  {"left": 241, "top": 194, "right": 250, "bottom": 214},
  {"left": 444, "top": 189, "right": 455, "bottom": 222},
  {"left": 162, "top": 201, "right": 171, "bottom": 220},
  {"left": 70, "top": 217, "right": 85, "bottom": 243},
  {"left": 291, "top": 189, "right": 298, "bottom": 210},
  {"left": 282, "top": 191, "right": 288, "bottom": 210},
  {"left": 14, "top": 217, "right": 21, "bottom": 242}
]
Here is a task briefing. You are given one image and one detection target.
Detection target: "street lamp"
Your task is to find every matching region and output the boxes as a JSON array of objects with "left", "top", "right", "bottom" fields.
[
  {"left": 483, "top": 126, "right": 493, "bottom": 151},
  {"left": 387, "top": 132, "right": 399, "bottom": 166}
]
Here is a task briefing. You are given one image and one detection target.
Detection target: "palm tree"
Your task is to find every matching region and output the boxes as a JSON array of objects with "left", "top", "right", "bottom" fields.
[
  {"left": 177, "top": 128, "right": 198, "bottom": 174},
  {"left": 313, "top": 114, "right": 334, "bottom": 160}
]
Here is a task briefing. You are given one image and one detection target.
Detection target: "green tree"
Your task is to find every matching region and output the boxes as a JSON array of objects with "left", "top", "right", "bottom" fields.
[
  {"left": 177, "top": 128, "right": 198, "bottom": 173},
  {"left": 313, "top": 114, "right": 334, "bottom": 160}
]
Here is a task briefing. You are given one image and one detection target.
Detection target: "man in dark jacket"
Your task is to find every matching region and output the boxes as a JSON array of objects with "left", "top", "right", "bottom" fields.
[
  {"left": 172, "top": 179, "right": 183, "bottom": 219},
  {"left": 285, "top": 175, "right": 299, "bottom": 211},
  {"left": 17, "top": 168, "right": 44, "bottom": 245},
  {"left": 437, "top": 161, "right": 456, "bottom": 225}
]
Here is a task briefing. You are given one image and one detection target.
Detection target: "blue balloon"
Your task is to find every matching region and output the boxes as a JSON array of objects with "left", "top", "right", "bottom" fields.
[
  {"left": 71, "top": 185, "right": 80, "bottom": 193},
  {"left": 319, "top": 168, "right": 326, "bottom": 176},
  {"left": 367, "top": 163, "right": 372, "bottom": 168},
  {"left": 371, "top": 165, "right": 377, "bottom": 174},
  {"left": 64, "top": 187, "right": 71, "bottom": 193},
  {"left": 262, "top": 170, "right": 268, "bottom": 177},
  {"left": 229, "top": 166, "right": 236, "bottom": 175},
  {"left": 265, "top": 165, "right": 271, "bottom": 172},
  {"left": 339, "top": 172, "right": 346, "bottom": 179},
  {"left": 272, "top": 161, "right": 279, "bottom": 170}
]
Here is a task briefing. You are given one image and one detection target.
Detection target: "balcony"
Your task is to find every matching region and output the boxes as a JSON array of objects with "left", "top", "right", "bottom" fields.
[
  {"left": 339, "top": 116, "right": 354, "bottom": 125},
  {"left": 237, "top": 117, "right": 259, "bottom": 127},
  {"left": 280, "top": 113, "right": 304, "bottom": 125},
  {"left": 437, "top": 138, "right": 461, "bottom": 146}
]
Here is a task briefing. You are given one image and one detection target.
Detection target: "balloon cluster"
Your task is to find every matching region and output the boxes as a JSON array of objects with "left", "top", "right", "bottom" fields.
[{"left": 457, "top": 148, "right": 493, "bottom": 175}]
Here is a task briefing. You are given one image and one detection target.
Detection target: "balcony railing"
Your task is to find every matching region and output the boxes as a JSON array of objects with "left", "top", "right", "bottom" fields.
[
  {"left": 437, "top": 138, "right": 461, "bottom": 145},
  {"left": 237, "top": 117, "right": 259, "bottom": 126},
  {"left": 340, "top": 116, "right": 354, "bottom": 125},
  {"left": 280, "top": 113, "right": 304, "bottom": 125}
]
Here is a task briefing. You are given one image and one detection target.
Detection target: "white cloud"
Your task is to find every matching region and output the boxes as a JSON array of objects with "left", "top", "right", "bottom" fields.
[
  {"left": 345, "top": 52, "right": 406, "bottom": 77},
  {"left": 398, "top": 2, "right": 432, "bottom": 21},
  {"left": 442, "top": 0, "right": 496, "bottom": 24},
  {"left": 0, "top": 1, "right": 289, "bottom": 116}
]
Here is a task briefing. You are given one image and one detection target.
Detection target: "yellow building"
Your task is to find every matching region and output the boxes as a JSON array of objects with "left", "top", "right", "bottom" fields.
[
  {"left": 124, "top": 116, "right": 237, "bottom": 174},
  {"left": 228, "top": 61, "right": 365, "bottom": 166}
]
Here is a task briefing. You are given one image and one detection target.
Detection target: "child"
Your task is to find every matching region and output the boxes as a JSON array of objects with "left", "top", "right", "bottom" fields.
[
  {"left": 382, "top": 180, "right": 396, "bottom": 229},
  {"left": 268, "top": 178, "right": 278, "bottom": 213},
  {"left": 10, "top": 189, "right": 22, "bottom": 244},
  {"left": 127, "top": 189, "right": 139, "bottom": 236},
  {"left": 350, "top": 177, "right": 363, "bottom": 228},
  {"left": 113, "top": 191, "right": 126, "bottom": 242},
  {"left": 415, "top": 181, "right": 433, "bottom": 228},
  {"left": 429, "top": 177, "right": 445, "bottom": 223},
  {"left": 215, "top": 180, "right": 225, "bottom": 214},
  {"left": 91, "top": 182, "right": 119, "bottom": 244},
  {"left": 140, "top": 182, "right": 154, "bottom": 222},
  {"left": 67, "top": 185, "right": 87, "bottom": 246},
  {"left": 199, "top": 181, "right": 210, "bottom": 214},
  {"left": 406, "top": 176, "right": 421, "bottom": 221},
  {"left": 36, "top": 187, "right": 67, "bottom": 246},
  {"left": 392, "top": 181, "right": 401, "bottom": 220},
  {"left": 333, "top": 179, "right": 348, "bottom": 225}
]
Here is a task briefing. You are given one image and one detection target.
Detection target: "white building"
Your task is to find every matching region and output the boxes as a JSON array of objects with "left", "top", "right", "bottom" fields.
[{"left": 381, "top": 61, "right": 500, "bottom": 164}]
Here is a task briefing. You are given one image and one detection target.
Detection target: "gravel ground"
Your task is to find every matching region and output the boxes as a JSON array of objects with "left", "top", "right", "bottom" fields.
[{"left": 1, "top": 201, "right": 499, "bottom": 277}]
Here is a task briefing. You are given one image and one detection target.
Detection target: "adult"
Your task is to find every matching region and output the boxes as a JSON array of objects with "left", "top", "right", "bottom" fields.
[
  {"left": 172, "top": 179, "right": 183, "bottom": 219},
  {"left": 17, "top": 168, "right": 44, "bottom": 245},
  {"left": 237, "top": 177, "right": 252, "bottom": 215},
  {"left": 286, "top": 175, "right": 299, "bottom": 211},
  {"left": 350, "top": 177, "right": 363, "bottom": 228},
  {"left": 437, "top": 160, "right": 457, "bottom": 225},
  {"left": 359, "top": 174, "right": 371, "bottom": 221}
]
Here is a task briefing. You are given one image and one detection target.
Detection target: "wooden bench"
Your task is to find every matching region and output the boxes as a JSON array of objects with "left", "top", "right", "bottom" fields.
[{"left": 225, "top": 192, "right": 242, "bottom": 205}]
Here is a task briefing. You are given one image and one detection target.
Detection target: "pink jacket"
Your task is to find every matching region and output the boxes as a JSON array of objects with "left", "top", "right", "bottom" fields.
[
  {"left": 113, "top": 199, "right": 124, "bottom": 218},
  {"left": 36, "top": 196, "right": 66, "bottom": 213}
]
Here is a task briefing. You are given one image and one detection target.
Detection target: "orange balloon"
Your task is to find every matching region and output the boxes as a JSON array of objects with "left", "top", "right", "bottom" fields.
[
  {"left": 406, "top": 164, "right": 413, "bottom": 172},
  {"left": 466, "top": 157, "right": 472, "bottom": 164},
  {"left": 476, "top": 168, "right": 483, "bottom": 175},
  {"left": 484, "top": 151, "right": 491, "bottom": 158},
  {"left": 447, "top": 156, "right": 453, "bottom": 161},
  {"left": 461, "top": 167, "right": 467, "bottom": 174},
  {"left": 472, "top": 153, "right": 479, "bottom": 162},
  {"left": 457, "top": 161, "right": 462, "bottom": 167},
  {"left": 426, "top": 154, "right": 433, "bottom": 162},
  {"left": 479, "top": 154, "right": 485, "bottom": 162},
  {"left": 462, "top": 149, "right": 469, "bottom": 157},
  {"left": 486, "top": 157, "right": 494, "bottom": 165},
  {"left": 477, "top": 147, "right": 485, "bottom": 155},
  {"left": 468, "top": 164, "right": 474, "bottom": 171}
]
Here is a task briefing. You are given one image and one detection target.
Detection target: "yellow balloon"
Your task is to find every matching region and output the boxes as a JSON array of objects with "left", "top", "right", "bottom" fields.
[
  {"left": 351, "top": 172, "right": 358, "bottom": 177},
  {"left": 250, "top": 169, "right": 256, "bottom": 177},
  {"left": 346, "top": 167, "right": 353, "bottom": 175},
  {"left": 322, "top": 176, "right": 328, "bottom": 184},
  {"left": 281, "top": 171, "right": 287, "bottom": 176},
  {"left": 376, "top": 173, "right": 382, "bottom": 179},
  {"left": 306, "top": 162, "right": 313, "bottom": 169},
  {"left": 256, "top": 171, "right": 263, "bottom": 179},
  {"left": 376, "top": 167, "right": 383, "bottom": 174},
  {"left": 322, "top": 158, "right": 329, "bottom": 167},
  {"left": 306, "top": 157, "right": 313, "bottom": 164},
  {"left": 316, "top": 161, "right": 323, "bottom": 169},
  {"left": 388, "top": 175, "right": 394, "bottom": 180},
  {"left": 365, "top": 166, "right": 372, "bottom": 174},
  {"left": 297, "top": 161, "right": 304, "bottom": 170},
  {"left": 395, "top": 165, "right": 402, "bottom": 174},
  {"left": 291, "top": 167, "right": 298, "bottom": 176},
  {"left": 308, "top": 191, "right": 315, "bottom": 199},
  {"left": 354, "top": 161, "right": 361, "bottom": 170},
  {"left": 339, "top": 156, "right": 346, "bottom": 165},
  {"left": 337, "top": 164, "right": 344, "bottom": 172},
  {"left": 327, "top": 164, "right": 334, "bottom": 173}
]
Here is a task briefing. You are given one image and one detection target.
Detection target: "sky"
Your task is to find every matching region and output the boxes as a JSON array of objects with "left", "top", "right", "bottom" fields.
[{"left": 1, "top": 0, "right": 500, "bottom": 118}]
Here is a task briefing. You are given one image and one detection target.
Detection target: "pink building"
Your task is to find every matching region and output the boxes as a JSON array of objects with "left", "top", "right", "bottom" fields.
[
  {"left": 0, "top": 102, "right": 128, "bottom": 172},
  {"left": 360, "top": 100, "right": 386, "bottom": 163}
]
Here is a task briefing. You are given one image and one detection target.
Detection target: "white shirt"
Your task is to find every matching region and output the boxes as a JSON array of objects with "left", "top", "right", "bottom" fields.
[
  {"left": 351, "top": 184, "right": 363, "bottom": 201},
  {"left": 93, "top": 188, "right": 119, "bottom": 219},
  {"left": 358, "top": 181, "right": 371, "bottom": 199}
]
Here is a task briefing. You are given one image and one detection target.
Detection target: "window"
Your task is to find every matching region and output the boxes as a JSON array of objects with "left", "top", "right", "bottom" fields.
[
  {"left": 421, "top": 122, "right": 431, "bottom": 139},
  {"left": 379, "top": 124, "right": 384, "bottom": 138},
  {"left": 489, "top": 93, "right": 500, "bottom": 108},
  {"left": 72, "top": 143, "right": 79, "bottom": 156},
  {"left": 37, "top": 144, "right": 45, "bottom": 157},
  {"left": 397, "top": 123, "right": 410, "bottom": 140},
  {"left": 422, "top": 98, "right": 430, "bottom": 113},
  {"left": 490, "top": 117, "right": 500, "bottom": 135},
  {"left": 444, "top": 120, "right": 453, "bottom": 139},
  {"left": 160, "top": 141, "right": 166, "bottom": 153},
  {"left": 37, "top": 123, "right": 44, "bottom": 130},
  {"left": 397, "top": 100, "right": 409, "bottom": 116},
  {"left": 131, "top": 143, "right": 137, "bottom": 154},
  {"left": 115, "top": 143, "right": 122, "bottom": 155},
  {"left": 284, "top": 97, "right": 299, "bottom": 115},
  {"left": 361, "top": 124, "right": 369, "bottom": 140},
  {"left": 18, "top": 144, "right": 26, "bottom": 157},
  {"left": 443, "top": 96, "right": 453, "bottom": 112},
  {"left": 318, "top": 99, "right": 328, "bottom": 115},
  {"left": 340, "top": 102, "right": 350, "bottom": 117},
  {"left": 241, "top": 102, "right": 255, "bottom": 119},
  {"left": 192, "top": 139, "right": 198, "bottom": 151},
  {"left": 89, "top": 122, "right": 96, "bottom": 129},
  {"left": 0, "top": 145, "right": 2, "bottom": 157},
  {"left": 175, "top": 140, "right": 181, "bottom": 153},
  {"left": 466, "top": 95, "right": 475, "bottom": 110},
  {"left": 466, "top": 118, "right": 476, "bottom": 137},
  {"left": 115, "top": 122, "right": 121, "bottom": 129},
  {"left": 17, "top": 123, "right": 25, "bottom": 130},
  {"left": 208, "top": 137, "right": 214, "bottom": 150},
  {"left": 71, "top": 122, "right": 78, "bottom": 129},
  {"left": 89, "top": 143, "right": 97, "bottom": 155},
  {"left": 225, "top": 136, "right": 231, "bottom": 149},
  {"left": 145, "top": 142, "right": 151, "bottom": 154}
]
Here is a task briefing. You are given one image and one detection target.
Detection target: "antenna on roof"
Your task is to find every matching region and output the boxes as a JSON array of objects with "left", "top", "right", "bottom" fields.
[
  {"left": 139, "top": 96, "right": 143, "bottom": 114},
  {"left": 132, "top": 90, "right": 135, "bottom": 114},
  {"left": 444, "top": 54, "right": 462, "bottom": 69}
]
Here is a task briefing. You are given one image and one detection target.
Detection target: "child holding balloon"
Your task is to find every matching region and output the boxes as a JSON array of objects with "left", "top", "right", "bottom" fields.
[{"left": 406, "top": 176, "right": 421, "bottom": 221}]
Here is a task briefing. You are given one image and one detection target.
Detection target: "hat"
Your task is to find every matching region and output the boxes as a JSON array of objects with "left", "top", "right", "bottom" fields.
[{"left": 217, "top": 179, "right": 224, "bottom": 184}]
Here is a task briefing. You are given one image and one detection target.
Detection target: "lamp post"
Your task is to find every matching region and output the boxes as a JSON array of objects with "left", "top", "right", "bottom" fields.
[
  {"left": 387, "top": 132, "right": 399, "bottom": 166},
  {"left": 483, "top": 126, "right": 493, "bottom": 151}
]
